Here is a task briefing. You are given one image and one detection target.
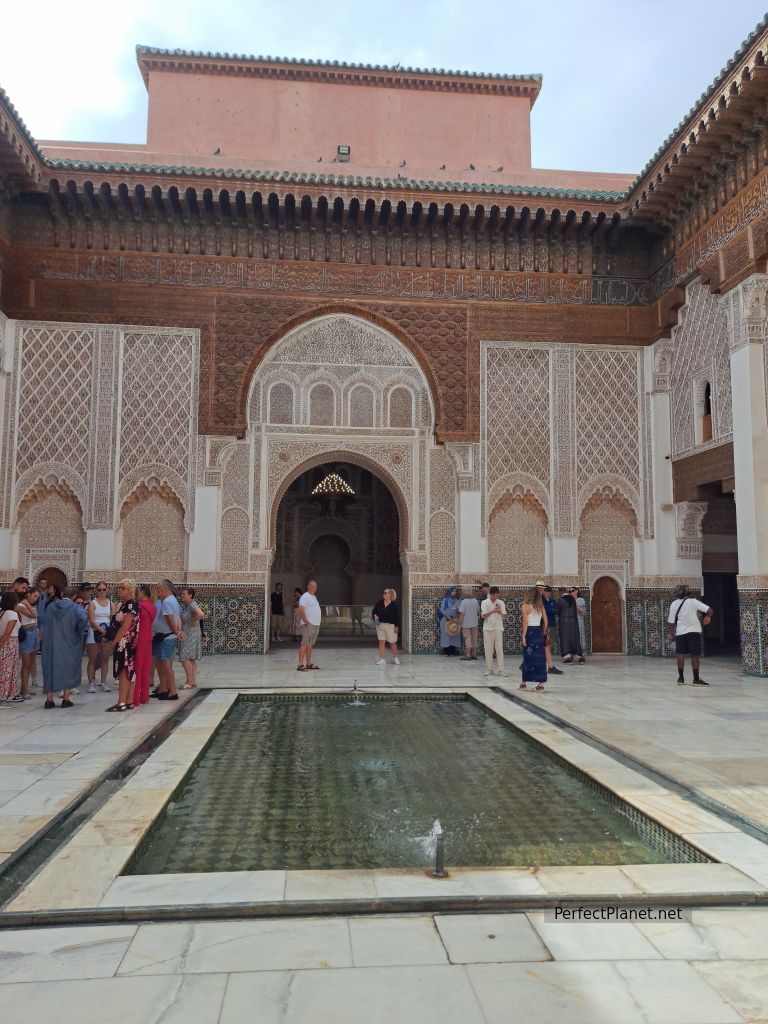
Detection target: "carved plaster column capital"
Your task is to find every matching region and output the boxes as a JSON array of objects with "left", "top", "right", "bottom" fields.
[
  {"left": 726, "top": 273, "right": 768, "bottom": 352},
  {"left": 674, "top": 500, "right": 708, "bottom": 560},
  {"left": 651, "top": 338, "right": 674, "bottom": 393}
]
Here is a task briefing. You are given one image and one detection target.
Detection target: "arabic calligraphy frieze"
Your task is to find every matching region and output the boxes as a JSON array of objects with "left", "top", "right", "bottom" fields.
[
  {"left": 36, "top": 252, "right": 658, "bottom": 307},
  {"left": 674, "top": 165, "right": 768, "bottom": 284}
]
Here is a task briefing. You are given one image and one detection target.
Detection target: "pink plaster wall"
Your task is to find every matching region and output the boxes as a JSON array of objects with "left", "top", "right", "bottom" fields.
[{"left": 144, "top": 71, "right": 533, "bottom": 173}]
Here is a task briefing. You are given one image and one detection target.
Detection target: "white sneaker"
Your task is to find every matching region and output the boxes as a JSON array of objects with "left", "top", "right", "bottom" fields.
[
  {"left": 497, "top": 671, "right": 508, "bottom": 677},
  {"left": 98, "top": 682, "right": 111, "bottom": 692},
  {"left": 87, "top": 685, "right": 96, "bottom": 693},
  {"left": 484, "top": 670, "right": 494, "bottom": 677},
  {"left": 376, "top": 658, "right": 386, "bottom": 666},
  {"left": 393, "top": 657, "right": 400, "bottom": 665}
]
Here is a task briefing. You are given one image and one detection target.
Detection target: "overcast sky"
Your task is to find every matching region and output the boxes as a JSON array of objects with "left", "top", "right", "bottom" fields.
[{"left": 3, "top": 0, "right": 766, "bottom": 175}]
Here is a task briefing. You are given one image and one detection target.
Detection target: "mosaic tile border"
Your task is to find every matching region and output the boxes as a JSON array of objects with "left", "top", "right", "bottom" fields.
[
  {"left": 739, "top": 590, "right": 768, "bottom": 676},
  {"left": 626, "top": 587, "right": 710, "bottom": 661}
]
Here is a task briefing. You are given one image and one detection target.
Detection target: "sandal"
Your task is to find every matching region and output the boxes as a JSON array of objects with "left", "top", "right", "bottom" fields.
[
  {"left": 105, "top": 703, "right": 129, "bottom": 712},
  {"left": 519, "top": 683, "right": 527, "bottom": 690},
  {"left": 297, "top": 665, "right": 308, "bottom": 672},
  {"left": 182, "top": 683, "right": 196, "bottom": 689},
  {"left": 534, "top": 684, "right": 545, "bottom": 692},
  {"left": 308, "top": 664, "right": 320, "bottom": 670}
]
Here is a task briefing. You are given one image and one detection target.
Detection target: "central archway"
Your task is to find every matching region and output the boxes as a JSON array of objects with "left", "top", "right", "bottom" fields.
[
  {"left": 269, "top": 448, "right": 410, "bottom": 554},
  {"left": 271, "top": 460, "right": 403, "bottom": 642}
]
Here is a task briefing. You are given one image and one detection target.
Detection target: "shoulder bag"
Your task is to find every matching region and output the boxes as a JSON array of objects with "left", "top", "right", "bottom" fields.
[{"left": 671, "top": 598, "right": 689, "bottom": 651}]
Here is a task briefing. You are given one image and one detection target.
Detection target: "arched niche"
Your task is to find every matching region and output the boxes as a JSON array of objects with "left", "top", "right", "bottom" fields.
[{"left": 246, "top": 312, "right": 435, "bottom": 432}]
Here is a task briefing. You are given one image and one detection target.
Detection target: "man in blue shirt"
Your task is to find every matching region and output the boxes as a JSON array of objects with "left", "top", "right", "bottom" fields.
[
  {"left": 537, "top": 582, "right": 563, "bottom": 675},
  {"left": 152, "top": 579, "right": 182, "bottom": 700}
]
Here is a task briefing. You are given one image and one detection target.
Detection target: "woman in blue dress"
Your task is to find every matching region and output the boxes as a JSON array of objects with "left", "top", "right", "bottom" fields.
[
  {"left": 437, "top": 585, "right": 461, "bottom": 656},
  {"left": 520, "top": 586, "right": 548, "bottom": 691}
]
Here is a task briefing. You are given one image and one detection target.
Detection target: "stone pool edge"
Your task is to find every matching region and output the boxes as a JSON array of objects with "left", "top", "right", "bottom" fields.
[{"left": 5, "top": 687, "right": 768, "bottom": 915}]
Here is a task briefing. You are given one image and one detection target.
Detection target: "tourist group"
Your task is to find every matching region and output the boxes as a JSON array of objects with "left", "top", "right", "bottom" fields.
[
  {"left": 272, "top": 579, "right": 714, "bottom": 692},
  {"left": 0, "top": 577, "right": 205, "bottom": 712}
]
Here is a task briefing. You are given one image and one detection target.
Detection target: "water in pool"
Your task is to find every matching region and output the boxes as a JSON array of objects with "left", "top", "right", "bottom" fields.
[{"left": 129, "top": 696, "right": 690, "bottom": 873}]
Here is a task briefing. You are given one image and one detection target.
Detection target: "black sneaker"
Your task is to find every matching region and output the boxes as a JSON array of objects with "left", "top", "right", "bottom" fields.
[
  {"left": 692, "top": 679, "right": 709, "bottom": 687},
  {"left": 61, "top": 699, "right": 74, "bottom": 708},
  {"left": 549, "top": 666, "right": 564, "bottom": 675},
  {"left": 677, "top": 677, "right": 685, "bottom": 685}
]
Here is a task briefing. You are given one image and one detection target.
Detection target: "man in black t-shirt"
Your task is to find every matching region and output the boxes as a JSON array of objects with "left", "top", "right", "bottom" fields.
[{"left": 270, "top": 583, "right": 285, "bottom": 643}]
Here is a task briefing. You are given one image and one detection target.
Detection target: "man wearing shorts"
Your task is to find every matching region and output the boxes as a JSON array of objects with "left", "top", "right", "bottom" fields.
[
  {"left": 458, "top": 589, "right": 480, "bottom": 661},
  {"left": 152, "top": 579, "right": 182, "bottom": 699},
  {"left": 270, "top": 583, "right": 284, "bottom": 643},
  {"left": 297, "top": 580, "right": 321, "bottom": 672},
  {"left": 667, "top": 584, "right": 713, "bottom": 686}
]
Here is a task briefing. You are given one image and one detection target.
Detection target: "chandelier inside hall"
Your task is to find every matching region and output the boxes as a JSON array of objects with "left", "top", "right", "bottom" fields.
[{"left": 311, "top": 470, "right": 355, "bottom": 517}]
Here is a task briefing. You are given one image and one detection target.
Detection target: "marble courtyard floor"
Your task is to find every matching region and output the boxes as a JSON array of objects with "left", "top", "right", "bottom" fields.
[{"left": 2, "top": 648, "right": 768, "bottom": 1022}]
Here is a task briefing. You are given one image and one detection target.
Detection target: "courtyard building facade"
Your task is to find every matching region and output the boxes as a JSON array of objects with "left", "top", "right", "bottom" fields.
[{"left": 1, "top": 24, "right": 768, "bottom": 668}]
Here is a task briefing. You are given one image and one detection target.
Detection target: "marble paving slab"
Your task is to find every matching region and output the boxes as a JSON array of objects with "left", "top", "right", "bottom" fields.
[
  {"left": 117, "top": 918, "right": 353, "bottom": 974},
  {"left": 465, "top": 959, "right": 744, "bottom": 1024},
  {"left": 219, "top": 965, "right": 487, "bottom": 1024},
  {"left": 3, "top": 974, "right": 228, "bottom": 1024},
  {"left": 0, "top": 924, "right": 136, "bottom": 983}
]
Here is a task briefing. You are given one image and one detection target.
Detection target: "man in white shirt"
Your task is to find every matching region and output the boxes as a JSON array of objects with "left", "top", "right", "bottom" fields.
[
  {"left": 481, "top": 586, "right": 508, "bottom": 677},
  {"left": 297, "top": 580, "right": 322, "bottom": 672},
  {"left": 667, "top": 584, "right": 713, "bottom": 686}
]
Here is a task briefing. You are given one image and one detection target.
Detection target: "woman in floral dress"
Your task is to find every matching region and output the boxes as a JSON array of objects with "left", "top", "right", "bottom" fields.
[
  {"left": 0, "top": 591, "right": 20, "bottom": 705},
  {"left": 105, "top": 579, "right": 139, "bottom": 712}
]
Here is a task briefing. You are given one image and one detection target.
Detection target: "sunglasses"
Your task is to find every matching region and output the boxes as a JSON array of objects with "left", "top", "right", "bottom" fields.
[{"left": 97, "top": 588, "right": 107, "bottom": 592}]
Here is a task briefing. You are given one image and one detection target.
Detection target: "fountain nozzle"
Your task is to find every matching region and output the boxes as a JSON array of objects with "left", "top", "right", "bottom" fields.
[{"left": 431, "top": 830, "right": 446, "bottom": 878}]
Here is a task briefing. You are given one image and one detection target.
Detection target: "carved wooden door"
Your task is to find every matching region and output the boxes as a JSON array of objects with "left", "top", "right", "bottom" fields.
[{"left": 590, "top": 576, "right": 623, "bottom": 653}]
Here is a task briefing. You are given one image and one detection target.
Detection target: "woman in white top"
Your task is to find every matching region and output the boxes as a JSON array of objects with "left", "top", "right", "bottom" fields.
[
  {"left": 87, "top": 582, "right": 116, "bottom": 693},
  {"left": 0, "top": 591, "right": 21, "bottom": 705},
  {"left": 520, "top": 586, "right": 549, "bottom": 692},
  {"left": 17, "top": 587, "right": 41, "bottom": 700}
]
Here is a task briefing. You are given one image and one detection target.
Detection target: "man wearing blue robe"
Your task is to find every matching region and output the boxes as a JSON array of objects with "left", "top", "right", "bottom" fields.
[{"left": 41, "top": 586, "right": 89, "bottom": 708}]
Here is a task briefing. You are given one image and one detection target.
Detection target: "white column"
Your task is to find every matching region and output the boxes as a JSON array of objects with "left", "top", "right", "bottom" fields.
[
  {"left": 456, "top": 488, "right": 486, "bottom": 573},
  {"left": 84, "top": 530, "right": 118, "bottom": 571},
  {"left": 638, "top": 341, "right": 702, "bottom": 578},
  {"left": 548, "top": 537, "right": 578, "bottom": 576},
  {"left": 445, "top": 444, "right": 487, "bottom": 575},
  {"left": 188, "top": 485, "right": 220, "bottom": 572},
  {"left": 727, "top": 275, "right": 768, "bottom": 576}
]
